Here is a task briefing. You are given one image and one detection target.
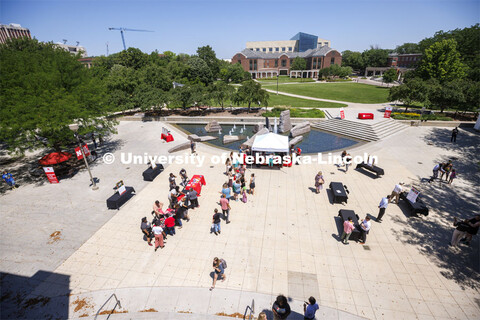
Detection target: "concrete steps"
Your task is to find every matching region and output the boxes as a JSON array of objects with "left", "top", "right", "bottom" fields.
[{"left": 311, "top": 118, "right": 408, "bottom": 142}]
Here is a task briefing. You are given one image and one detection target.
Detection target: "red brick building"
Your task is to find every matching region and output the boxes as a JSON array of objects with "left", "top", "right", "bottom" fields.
[
  {"left": 387, "top": 53, "right": 422, "bottom": 68},
  {"left": 232, "top": 47, "right": 342, "bottom": 79}
]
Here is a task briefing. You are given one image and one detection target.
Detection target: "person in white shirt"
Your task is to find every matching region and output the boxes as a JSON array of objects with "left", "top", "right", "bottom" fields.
[
  {"left": 152, "top": 222, "right": 165, "bottom": 251},
  {"left": 390, "top": 183, "right": 403, "bottom": 204},
  {"left": 376, "top": 195, "right": 391, "bottom": 223},
  {"left": 359, "top": 217, "right": 371, "bottom": 244}
]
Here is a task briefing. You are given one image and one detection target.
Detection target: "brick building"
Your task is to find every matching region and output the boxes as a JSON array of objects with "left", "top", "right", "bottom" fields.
[{"left": 232, "top": 46, "right": 342, "bottom": 79}]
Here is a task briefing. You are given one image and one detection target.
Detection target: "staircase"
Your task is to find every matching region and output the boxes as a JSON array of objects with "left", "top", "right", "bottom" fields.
[{"left": 312, "top": 118, "right": 408, "bottom": 142}]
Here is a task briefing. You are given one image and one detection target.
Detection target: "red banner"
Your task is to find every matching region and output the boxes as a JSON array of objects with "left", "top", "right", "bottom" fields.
[
  {"left": 384, "top": 106, "right": 393, "bottom": 118},
  {"left": 43, "top": 167, "right": 59, "bottom": 184},
  {"left": 340, "top": 108, "right": 345, "bottom": 119},
  {"left": 75, "top": 144, "right": 91, "bottom": 160}
]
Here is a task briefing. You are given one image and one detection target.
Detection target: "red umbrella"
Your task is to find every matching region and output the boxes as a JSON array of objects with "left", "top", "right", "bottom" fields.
[{"left": 38, "top": 152, "right": 73, "bottom": 166}]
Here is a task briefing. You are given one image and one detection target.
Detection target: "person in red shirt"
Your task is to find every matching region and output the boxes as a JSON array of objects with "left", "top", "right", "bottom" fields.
[
  {"left": 219, "top": 194, "right": 231, "bottom": 224},
  {"left": 341, "top": 217, "right": 355, "bottom": 244},
  {"left": 164, "top": 215, "right": 176, "bottom": 236}
]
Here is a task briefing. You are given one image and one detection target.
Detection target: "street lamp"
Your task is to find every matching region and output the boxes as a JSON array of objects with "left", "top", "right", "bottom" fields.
[
  {"left": 276, "top": 74, "right": 279, "bottom": 95},
  {"left": 69, "top": 124, "right": 98, "bottom": 190}
]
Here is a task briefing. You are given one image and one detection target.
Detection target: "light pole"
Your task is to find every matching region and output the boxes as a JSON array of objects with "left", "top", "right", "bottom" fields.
[
  {"left": 276, "top": 74, "right": 279, "bottom": 95},
  {"left": 69, "top": 124, "right": 98, "bottom": 190}
]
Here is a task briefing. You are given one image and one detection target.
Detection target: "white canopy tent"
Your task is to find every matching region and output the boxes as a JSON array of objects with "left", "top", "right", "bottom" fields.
[{"left": 251, "top": 132, "right": 289, "bottom": 153}]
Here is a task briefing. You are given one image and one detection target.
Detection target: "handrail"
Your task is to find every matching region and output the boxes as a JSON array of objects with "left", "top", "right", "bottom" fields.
[
  {"left": 243, "top": 299, "right": 255, "bottom": 320},
  {"left": 94, "top": 293, "right": 122, "bottom": 320}
]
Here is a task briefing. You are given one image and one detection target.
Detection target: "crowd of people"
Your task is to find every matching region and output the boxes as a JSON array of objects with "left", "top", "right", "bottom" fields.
[{"left": 429, "top": 160, "right": 457, "bottom": 184}]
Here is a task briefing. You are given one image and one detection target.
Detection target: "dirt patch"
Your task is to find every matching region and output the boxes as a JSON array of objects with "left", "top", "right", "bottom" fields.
[
  {"left": 22, "top": 296, "right": 51, "bottom": 308},
  {"left": 79, "top": 313, "right": 89, "bottom": 317},
  {"left": 139, "top": 308, "right": 158, "bottom": 312},
  {"left": 98, "top": 309, "right": 128, "bottom": 315},
  {"left": 215, "top": 312, "right": 244, "bottom": 318},
  {"left": 71, "top": 297, "right": 94, "bottom": 313},
  {"left": 178, "top": 310, "right": 192, "bottom": 313},
  {"left": 48, "top": 231, "right": 62, "bottom": 244}
]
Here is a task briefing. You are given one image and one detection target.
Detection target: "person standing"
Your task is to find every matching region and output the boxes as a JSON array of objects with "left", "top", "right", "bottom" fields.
[
  {"left": 232, "top": 180, "right": 241, "bottom": 201},
  {"left": 340, "top": 150, "right": 347, "bottom": 166},
  {"left": 220, "top": 194, "right": 231, "bottom": 224},
  {"left": 212, "top": 209, "right": 222, "bottom": 235},
  {"left": 140, "top": 217, "right": 153, "bottom": 246},
  {"left": 190, "top": 140, "right": 196, "bottom": 154},
  {"left": 448, "top": 169, "right": 457, "bottom": 184},
  {"left": 303, "top": 296, "right": 319, "bottom": 320},
  {"left": 152, "top": 221, "right": 165, "bottom": 251},
  {"left": 314, "top": 171, "right": 324, "bottom": 194},
  {"left": 249, "top": 173, "right": 256, "bottom": 195},
  {"left": 429, "top": 163, "right": 442, "bottom": 183},
  {"left": 210, "top": 257, "right": 226, "bottom": 290},
  {"left": 164, "top": 214, "right": 176, "bottom": 236},
  {"left": 440, "top": 161, "right": 452, "bottom": 181},
  {"left": 187, "top": 188, "right": 199, "bottom": 209},
  {"left": 169, "top": 173, "right": 177, "bottom": 187},
  {"left": 179, "top": 168, "right": 188, "bottom": 186},
  {"left": 359, "top": 216, "right": 371, "bottom": 244},
  {"left": 341, "top": 217, "right": 355, "bottom": 244},
  {"left": 272, "top": 295, "right": 291, "bottom": 320},
  {"left": 376, "top": 195, "right": 391, "bottom": 222},
  {"left": 451, "top": 127, "right": 458, "bottom": 142},
  {"left": 2, "top": 170, "right": 16, "bottom": 189},
  {"left": 450, "top": 217, "right": 469, "bottom": 247},
  {"left": 344, "top": 153, "right": 352, "bottom": 173},
  {"left": 389, "top": 183, "right": 402, "bottom": 204}
]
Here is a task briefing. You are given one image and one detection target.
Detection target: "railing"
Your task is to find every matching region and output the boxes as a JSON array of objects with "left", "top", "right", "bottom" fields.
[
  {"left": 243, "top": 299, "right": 255, "bottom": 320},
  {"left": 94, "top": 293, "right": 122, "bottom": 320}
]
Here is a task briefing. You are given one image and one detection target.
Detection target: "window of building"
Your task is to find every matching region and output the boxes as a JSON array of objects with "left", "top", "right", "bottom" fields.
[
  {"left": 313, "top": 59, "right": 317, "bottom": 69},
  {"left": 275, "top": 59, "right": 278, "bottom": 67},
  {"left": 269, "top": 48, "right": 273, "bottom": 52},
  {"left": 262, "top": 48, "right": 266, "bottom": 52},
  {"left": 281, "top": 59, "right": 286, "bottom": 67},
  {"left": 256, "top": 48, "right": 260, "bottom": 51},
  {"left": 249, "top": 60, "right": 253, "bottom": 71},
  {"left": 331, "top": 57, "right": 335, "bottom": 65},
  {"left": 254, "top": 60, "right": 257, "bottom": 70},
  {"left": 237, "top": 60, "right": 241, "bottom": 64},
  {"left": 290, "top": 59, "right": 293, "bottom": 65},
  {"left": 276, "top": 47, "right": 279, "bottom": 52},
  {"left": 288, "top": 47, "right": 292, "bottom": 51},
  {"left": 282, "top": 47, "right": 286, "bottom": 52}
]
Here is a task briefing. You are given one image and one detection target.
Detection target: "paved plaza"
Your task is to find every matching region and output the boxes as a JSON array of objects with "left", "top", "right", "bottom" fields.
[{"left": 1, "top": 118, "right": 479, "bottom": 319}]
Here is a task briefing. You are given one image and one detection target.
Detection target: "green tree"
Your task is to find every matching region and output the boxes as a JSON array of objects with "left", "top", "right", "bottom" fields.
[
  {"left": 362, "top": 47, "right": 390, "bottom": 68},
  {"left": 167, "top": 60, "right": 189, "bottom": 83},
  {"left": 0, "top": 37, "right": 115, "bottom": 154},
  {"left": 417, "top": 39, "right": 466, "bottom": 82},
  {"left": 116, "top": 47, "right": 148, "bottom": 70},
  {"left": 395, "top": 43, "right": 421, "bottom": 54},
  {"left": 382, "top": 68, "right": 398, "bottom": 87},
  {"left": 427, "top": 79, "right": 465, "bottom": 113},
  {"left": 290, "top": 57, "right": 307, "bottom": 71},
  {"left": 341, "top": 50, "right": 364, "bottom": 71},
  {"left": 388, "top": 77, "right": 427, "bottom": 111},
  {"left": 171, "top": 84, "right": 206, "bottom": 109},
  {"left": 209, "top": 82, "right": 235, "bottom": 110},
  {"left": 186, "top": 56, "right": 214, "bottom": 85},
  {"left": 105, "top": 64, "right": 139, "bottom": 111},
  {"left": 197, "top": 45, "right": 220, "bottom": 78},
  {"left": 232, "top": 80, "right": 269, "bottom": 111}
]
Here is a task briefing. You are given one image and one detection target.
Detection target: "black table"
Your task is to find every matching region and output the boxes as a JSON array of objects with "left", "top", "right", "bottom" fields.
[
  {"left": 338, "top": 209, "right": 361, "bottom": 241},
  {"left": 356, "top": 162, "right": 384, "bottom": 177},
  {"left": 329, "top": 182, "right": 348, "bottom": 204},
  {"left": 399, "top": 192, "right": 429, "bottom": 216},
  {"left": 106, "top": 187, "right": 136, "bottom": 210},
  {"left": 142, "top": 164, "right": 164, "bottom": 181}
]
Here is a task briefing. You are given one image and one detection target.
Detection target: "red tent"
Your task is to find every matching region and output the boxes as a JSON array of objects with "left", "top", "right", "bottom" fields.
[{"left": 38, "top": 152, "right": 73, "bottom": 166}]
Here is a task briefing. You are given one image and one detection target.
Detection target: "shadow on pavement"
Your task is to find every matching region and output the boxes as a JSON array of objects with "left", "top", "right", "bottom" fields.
[{"left": 391, "top": 127, "right": 480, "bottom": 290}]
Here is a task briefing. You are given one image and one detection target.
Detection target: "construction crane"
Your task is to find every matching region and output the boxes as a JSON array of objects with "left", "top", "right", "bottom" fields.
[{"left": 108, "top": 27, "right": 154, "bottom": 51}]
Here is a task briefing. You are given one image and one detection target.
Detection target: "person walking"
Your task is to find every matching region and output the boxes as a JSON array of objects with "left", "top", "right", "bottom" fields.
[
  {"left": 376, "top": 195, "right": 391, "bottom": 223},
  {"left": 249, "top": 173, "right": 255, "bottom": 195},
  {"left": 451, "top": 127, "right": 458, "bottom": 142},
  {"left": 179, "top": 168, "right": 188, "bottom": 186},
  {"left": 303, "top": 296, "right": 319, "bottom": 320},
  {"left": 210, "top": 257, "right": 226, "bottom": 291},
  {"left": 272, "top": 295, "right": 291, "bottom": 320},
  {"left": 389, "top": 183, "right": 402, "bottom": 204},
  {"left": 341, "top": 217, "right": 355, "bottom": 244},
  {"left": 232, "top": 180, "right": 241, "bottom": 201},
  {"left": 190, "top": 140, "right": 196, "bottom": 154},
  {"left": 212, "top": 209, "right": 222, "bottom": 235},
  {"left": 2, "top": 170, "right": 16, "bottom": 189},
  {"left": 359, "top": 216, "right": 371, "bottom": 244},
  {"left": 344, "top": 153, "right": 352, "bottom": 173},
  {"left": 450, "top": 217, "right": 469, "bottom": 247},
  {"left": 152, "top": 221, "right": 165, "bottom": 251},
  {"left": 314, "top": 171, "right": 324, "bottom": 194},
  {"left": 220, "top": 194, "right": 231, "bottom": 224},
  {"left": 140, "top": 217, "right": 153, "bottom": 246},
  {"left": 187, "top": 188, "right": 199, "bottom": 209}
]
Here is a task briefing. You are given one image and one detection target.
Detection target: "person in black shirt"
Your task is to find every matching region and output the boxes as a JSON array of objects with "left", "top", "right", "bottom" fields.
[
  {"left": 272, "top": 295, "right": 291, "bottom": 320},
  {"left": 451, "top": 127, "right": 458, "bottom": 142},
  {"left": 212, "top": 209, "right": 222, "bottom": 235}
]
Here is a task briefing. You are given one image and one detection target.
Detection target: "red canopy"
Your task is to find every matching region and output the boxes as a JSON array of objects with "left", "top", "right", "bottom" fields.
[{"left": 38, "top": 152, "right": 73, "bottom": 165}]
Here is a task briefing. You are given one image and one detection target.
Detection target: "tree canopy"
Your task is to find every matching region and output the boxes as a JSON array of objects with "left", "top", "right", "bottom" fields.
[
  {"left": 417, "top": 39, "right": 466, "bottom": 82},
  {"left": 0, "top": 37, "right": 116, "bottom": 154},
  {"left": 290, "top": 57, "right": 307, "bottom": 70}
]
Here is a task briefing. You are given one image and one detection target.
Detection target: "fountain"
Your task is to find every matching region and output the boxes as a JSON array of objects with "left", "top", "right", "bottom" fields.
[
  {"left": 274, "top": 118, "right": 278, "bottom": 134},
  {"left": 243, "top": 124, "right": 246, "bottom": 130},
  {"left": 233, "top": 124, "right": 236, "bottom": 130},
  {"left": 218, "top": 128, "right": 222, "bottom": 134}
]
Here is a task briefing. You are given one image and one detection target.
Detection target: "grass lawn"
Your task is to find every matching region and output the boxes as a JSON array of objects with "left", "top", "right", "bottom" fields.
[
  {"left": 256, "top": 75, "right": 315, "bottom": 85},
  {"left": 268, "top": 94, "right": 346, "bottom": 108},
  {"left": 262, "top": 107, "right": 325, "bottom": 118},
  {"left": 262, "top": 83, "right": 390, "bottom": 103}
]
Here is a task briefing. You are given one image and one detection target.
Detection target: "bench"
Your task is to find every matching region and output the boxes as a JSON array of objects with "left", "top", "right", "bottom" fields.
[
  {"left": 329, "top": 182, "right": 348, "bottom": 204},
  {"left": 356, "top": 162, "right": 384, "bottom": 177},
  {"left": 399, "top": 191, "right": 429, "bottom": 216}
]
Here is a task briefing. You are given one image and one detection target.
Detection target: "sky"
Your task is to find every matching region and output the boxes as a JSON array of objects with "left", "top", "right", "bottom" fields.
[{"left": 1, "top": 0, "right": 478, "bottom": 59}]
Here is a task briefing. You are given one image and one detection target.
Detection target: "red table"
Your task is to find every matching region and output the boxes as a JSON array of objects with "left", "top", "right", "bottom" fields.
[
  {"left": 358, "top": 113, "right": 374, "bottom": 120},
  {"left": 178, "top": 175, "right": 206, "bottom": 201},
  {"left": 161, "top": 133, "right": 174, "bottom": 142}
]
